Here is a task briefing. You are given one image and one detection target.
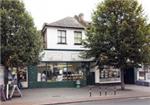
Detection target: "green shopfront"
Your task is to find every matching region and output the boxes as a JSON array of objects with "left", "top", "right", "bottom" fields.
[
  {"left": 28, "top": 49, "right": 92, "bottom": 88},
  {"left": 28, "top": 62, "right": 90, "bottom": 88}
]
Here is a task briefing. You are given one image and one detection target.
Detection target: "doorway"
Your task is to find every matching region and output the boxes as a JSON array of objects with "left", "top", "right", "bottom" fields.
[
  {"left": 124, "top": 68, "right": 135, "bottom": 84},
  {"left": 87, "top": 72, "right": 95, "bottom": 85}
]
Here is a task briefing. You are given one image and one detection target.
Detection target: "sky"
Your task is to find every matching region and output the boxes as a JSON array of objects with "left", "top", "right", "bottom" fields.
[{"left": 22, "top": 0, "right": 150, "bottom": 30}]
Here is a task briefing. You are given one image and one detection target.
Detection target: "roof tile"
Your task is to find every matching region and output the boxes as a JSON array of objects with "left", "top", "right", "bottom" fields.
[{"left": 46, "top": 17, "right": 85, "bottom": 29}]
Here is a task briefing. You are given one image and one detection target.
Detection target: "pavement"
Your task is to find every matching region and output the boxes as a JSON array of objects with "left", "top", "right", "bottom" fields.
[
  {"left": 61, "top": 97, "right": 150, "bottom": 105},
  {"left": 1, "top": 85, "right": 150, "bottom": 105}
]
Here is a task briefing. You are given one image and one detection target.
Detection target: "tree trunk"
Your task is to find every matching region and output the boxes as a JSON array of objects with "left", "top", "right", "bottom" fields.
[{"left": 121, "top": 68, "right": 125, "bottom": 90}]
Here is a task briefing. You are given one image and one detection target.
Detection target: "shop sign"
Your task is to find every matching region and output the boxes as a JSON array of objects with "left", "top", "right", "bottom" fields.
[{"left": 41, "top": 50, "right": 93, "bottom": 61}]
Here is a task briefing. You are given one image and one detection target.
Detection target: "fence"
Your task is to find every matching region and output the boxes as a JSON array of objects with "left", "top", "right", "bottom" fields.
[{"left": 88, "top": 85, "right": 118, "bottom": 97}]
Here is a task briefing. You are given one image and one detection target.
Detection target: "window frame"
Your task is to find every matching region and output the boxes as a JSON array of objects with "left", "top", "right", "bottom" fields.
[
  {"left": 74, "top": 31, "right": 82, "bottom": 45},
  {"left": 57, "top": 30, "right": 67, "bottom": 44}
]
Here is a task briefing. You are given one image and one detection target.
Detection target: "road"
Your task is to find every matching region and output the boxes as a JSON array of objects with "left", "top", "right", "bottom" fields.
[{"left": 62, "top": 97, "right": 150, "bottom": 105}]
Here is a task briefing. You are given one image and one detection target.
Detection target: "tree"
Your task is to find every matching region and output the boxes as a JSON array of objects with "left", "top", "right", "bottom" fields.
[
  {"left": 84, "top": 0, "right": 150, "bottom": 90},
  {"left": 0, "top": 0, "right": 43, "bottom": 73}
]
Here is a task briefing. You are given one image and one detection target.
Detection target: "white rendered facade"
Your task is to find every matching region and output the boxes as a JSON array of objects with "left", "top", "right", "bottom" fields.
[
  {"left": 46, "top": 27, "right": 86, "bottom": 50},
  {"left": 41, "top": 26, "right": 90, "bottom": 62}
]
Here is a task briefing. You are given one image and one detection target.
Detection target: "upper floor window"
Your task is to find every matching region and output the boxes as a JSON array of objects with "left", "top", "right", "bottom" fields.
[
  {"left": 58, "top": 30, "right": 67, "bottom": 44},
  {"left": 74, "top": 31, "right": 82, "bottom": 45}
]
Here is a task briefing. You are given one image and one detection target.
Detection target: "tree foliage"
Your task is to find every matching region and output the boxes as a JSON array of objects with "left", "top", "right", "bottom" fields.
[
  {"left": 0, "top": 0, "right": 43, "bottom": 67},
  {"left": 84, "top": 0, "right": 150, "bottom": 89},
  {"left": 85, "top": 0, "right": 150, "bottom": 68}
]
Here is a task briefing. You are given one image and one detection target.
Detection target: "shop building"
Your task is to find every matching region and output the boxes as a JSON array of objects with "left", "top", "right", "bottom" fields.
[
  {"left": 136, "top": 65, "right": 150, "bottom": 86},
  {"left": 26, "top": 15, "right": 125, "bottom": 88},
  {"left": 28, "top": 15, "right": 94, "bottom": 88}
]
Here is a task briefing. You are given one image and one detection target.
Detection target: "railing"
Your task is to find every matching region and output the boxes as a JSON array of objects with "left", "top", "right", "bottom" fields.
[{"left": 89, "top": 85, "right": 118, "bottom": 97}]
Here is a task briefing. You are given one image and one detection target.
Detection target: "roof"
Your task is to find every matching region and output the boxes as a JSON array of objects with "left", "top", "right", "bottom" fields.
[{"left": 43, "top": 17, "right": 85, "bottom": 30}]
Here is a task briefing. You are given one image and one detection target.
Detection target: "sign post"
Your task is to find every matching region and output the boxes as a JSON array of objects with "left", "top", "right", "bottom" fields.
[
  {"left": 0, "top": 65, "right": 4, "bottom": 86},
  {"left": 0, "top": 65, "right": 6, "bottom": 101}
]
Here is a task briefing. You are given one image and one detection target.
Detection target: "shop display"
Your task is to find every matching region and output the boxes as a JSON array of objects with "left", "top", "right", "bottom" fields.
[
  {"left": 99, "top": 68, "right": 121, "bottom": 83},
  {"left": 138, "top": 65, "right": 150, "bottom": 80},
  {"left": 37, "top": 62, "right": 86, "bottom": 82},
  {"left": 63, "top": 74, "right": 83, "bottom": 81},
  {"left": 6, "top": 67, "right": 28, "bottom": 88}
]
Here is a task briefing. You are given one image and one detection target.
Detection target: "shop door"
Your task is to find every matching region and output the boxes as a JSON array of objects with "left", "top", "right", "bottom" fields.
[
  {"left": 124, "top": 68, "right": 135, "bottom": 84},
  {"left": 87, "top": 72, "right": 95, "bottom": 85}
]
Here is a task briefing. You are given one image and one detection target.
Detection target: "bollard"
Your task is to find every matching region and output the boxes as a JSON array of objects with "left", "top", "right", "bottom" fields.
[
  {"left": 89, "top": 88, "right": 92, "bottom": 97},
  {"left": 99, "top": 87, "right": 101, "bottom": 96},
  {"left": 105, "top": 87, "right": 107, "bottom": 96},
  {"left": 114, "top": 86, "right": 117, "bottom": 95}
]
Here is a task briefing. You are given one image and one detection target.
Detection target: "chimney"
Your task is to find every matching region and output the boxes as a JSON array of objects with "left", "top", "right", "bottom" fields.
[
  {"left": 74, "top": 13, "right": 87, "bottom": 27},
  {"left": 78, "top": 13, "right": 84, "bottom": 22}
]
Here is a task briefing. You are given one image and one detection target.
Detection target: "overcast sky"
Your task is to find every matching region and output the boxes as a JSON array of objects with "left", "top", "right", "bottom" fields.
[{"left": 22, "top": 0, "right": 150, "bottom": 30}]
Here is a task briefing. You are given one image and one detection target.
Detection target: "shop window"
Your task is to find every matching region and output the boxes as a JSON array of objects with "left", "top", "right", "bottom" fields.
[
  {"left": 37, "top": 63, "right": 47, "bottom": 82},
  {"left": 37, "top": 62, "right": 86, "bottom": 82},
  {"left": 99, "top": 67, "right": 120, "bottom": 83},
  {"left": 7, "top": 67, "right": 28, "bottom": 88},
  {"left": 18, "top": 67, "right": 27, "bottom": 82},
  {"left": 66, "top": 63, "right": 86, "bottom": 81},
  {"left": 138, "top": 71, "right": 145, "bottom": 80},
  {"left": 138, "top": 65, "right": 150, "bottom": 80}
]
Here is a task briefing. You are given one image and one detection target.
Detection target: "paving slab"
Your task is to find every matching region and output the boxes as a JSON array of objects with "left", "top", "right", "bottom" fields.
[{"left": 1, "top": 85, "right": 150, "bottom": 105}]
